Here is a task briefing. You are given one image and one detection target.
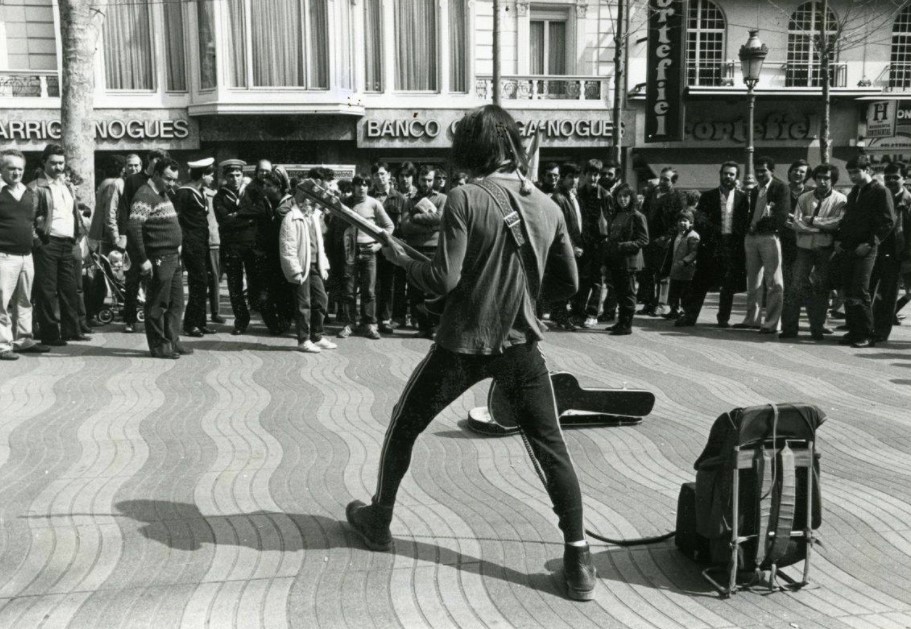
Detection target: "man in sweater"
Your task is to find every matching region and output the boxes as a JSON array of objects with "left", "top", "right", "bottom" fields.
[
  {"left": 118, "top": 150, "right": 170, "bottom": 332},
  {"left": 127, "top": 158, "right": 188, "bottom": 359},
  {"left": 339, "top": 174, "right": 394, "bottom": 340},
  {"left": 836, "top": 155, "right": 895, "bottom": 348},
  {"left": 0, "top": 149, "right": 49, "bottom": 359}
]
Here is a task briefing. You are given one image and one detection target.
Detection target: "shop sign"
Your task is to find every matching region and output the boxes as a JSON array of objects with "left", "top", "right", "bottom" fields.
[
  {"left": 865, "top": 100, "right": 911, "bottom": 139},
  {"left": 358, "top": 111, "right": 614, "bottom": 148},
  {"left": 685, "top": 111, "right": 818, "bottom": 143},
  {"left": 0, "top": 110, "right": 199, "bottom": 149},
  {"left": 645, "top": 0, "right": 687, "bottom": 143}
]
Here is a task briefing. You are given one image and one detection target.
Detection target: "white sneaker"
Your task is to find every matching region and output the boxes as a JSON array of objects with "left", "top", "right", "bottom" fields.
[
  {"left": 582, "top": 317, "right": 598, "bottom": 329},
  {"left": 314, "top": 337, "right": 338, "bottom": 350},
  {"left": 296, "top": 340, "right": 321, "bottom": 353}
]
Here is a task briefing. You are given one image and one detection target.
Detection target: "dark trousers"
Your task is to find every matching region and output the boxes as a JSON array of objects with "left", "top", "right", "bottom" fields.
[
  {"left": 294, "top": 265, "right": 328, "bottom": 342},
  {"left": 871, "top": 251, "right": 902, "bottom": 340},
  {"left": 143, "top": 251, "right": 184, "bottom": 354},
  {"left": 377, "top": 254, "right": 407, "bottom": 322},
  {"left": 781, "top": 247, "right": 833, "bottom": 336},
  {"left": 207, "top": 247, "right": 222, "bottom": 318},
  {"left": 70, "top": 245, "right": 89, "bottom": 334},
  {"left": 667, "top": 279, "right": 691, "bottom": 312},
  {"left": 33, "top": 237, "right": 80, "bottom": 343},
  {"left": 183, "top": 240, "right": 208, "bottom": 331},
  {"left": 123, "top": 262, "right": 142, "bottom": 325},
  {"left": 717, "top": 235, "right": 745, "bottom": 324},
  {"left": 638, "top": 242, "right": 669, "bottom": 308},
  {"left": 372, "top": 342, "right": 585, "bottom": 542},
  {"left": 609, "top": 266, "right": 637, "bottom": 326},
  {"left": 841, "top": 245, "right": 878, "bottom": 341},
  {"left": 342, "top": 248, "right": 378, "bottom": 325},
  {"left": 222, "top": 246, "right": 257, "bottom": 331},
  {"left": 572, "top": 248, "right": 604, "bottom": 318},
  {"left": 259, "top": 254, "right": 295, "bottom": 335}
]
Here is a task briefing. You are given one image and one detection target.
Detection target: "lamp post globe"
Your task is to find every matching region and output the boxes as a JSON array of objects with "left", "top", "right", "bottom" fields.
[{"left": 739, "top": 30, "right": 768, "bottom": 188}]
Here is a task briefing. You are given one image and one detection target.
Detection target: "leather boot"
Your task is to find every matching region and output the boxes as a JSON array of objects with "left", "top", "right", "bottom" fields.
[
  {"left": 346, "top": 500, "right": 394, "bottom": 551},
  {"left": 564, "top": 543, "right": 597, "bottom": 601}
]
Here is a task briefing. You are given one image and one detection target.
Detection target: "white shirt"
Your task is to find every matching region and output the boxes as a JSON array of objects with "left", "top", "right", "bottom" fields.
[
  {"left": 48, "top": 178, "right": 75, "bottom": 239},
  {"left": 569, "top": 190, "right": 583, "bottom": 233},
  {"left": 720, "top": 187, "right": 735, "bottom": 235},
  {"left": 0, "top": 181, "right": 26, "bottom": 201}
]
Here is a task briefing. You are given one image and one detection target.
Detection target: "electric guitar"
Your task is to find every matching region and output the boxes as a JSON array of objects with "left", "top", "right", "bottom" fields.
[{"left": 467, "top": 372, "right": 656, "bottom": 436}]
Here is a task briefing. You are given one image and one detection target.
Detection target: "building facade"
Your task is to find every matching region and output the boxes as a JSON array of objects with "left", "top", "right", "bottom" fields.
[{"left": 2, "top": 0, "right": 911, "bottom": 189}]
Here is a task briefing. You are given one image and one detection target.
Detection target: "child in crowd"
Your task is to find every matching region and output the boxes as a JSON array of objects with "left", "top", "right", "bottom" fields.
[
  {"left": 665, "top": 209, "right": 700, "bottom": 321},
  {"left": 603, "top": 183, "right": 649, "bottom": 335}
]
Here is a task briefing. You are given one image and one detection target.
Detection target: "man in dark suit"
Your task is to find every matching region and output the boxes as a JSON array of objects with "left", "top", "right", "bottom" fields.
[
  {"left": 550, "top": 162, "right": 584, "bottom": 330},
  {"left": 870, "top": 161, "right": 907, "bottom": 343},
  {"left": 685, "top": 161, "right": 750, "bottom": 326},
  {"left": 734, "top": 156, "right": 791, "bottom": 334}
]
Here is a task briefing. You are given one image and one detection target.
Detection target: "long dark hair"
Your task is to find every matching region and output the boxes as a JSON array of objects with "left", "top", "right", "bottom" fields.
[
  {"left": 612, "top": 182, "right": 639, "bottom": 211},
  {"left": 451, "top": 105, "right": 527, "bottom": 177}
]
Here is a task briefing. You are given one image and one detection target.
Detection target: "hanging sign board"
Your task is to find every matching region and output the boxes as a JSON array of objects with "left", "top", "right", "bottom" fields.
[{"left": 645, "top": 0, "right": 687, "bottom": 143}]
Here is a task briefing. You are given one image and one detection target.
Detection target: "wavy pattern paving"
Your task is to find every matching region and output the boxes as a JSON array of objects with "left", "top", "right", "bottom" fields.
[{"left": 0, "top": 299, "right": 908, "bottom": 628}]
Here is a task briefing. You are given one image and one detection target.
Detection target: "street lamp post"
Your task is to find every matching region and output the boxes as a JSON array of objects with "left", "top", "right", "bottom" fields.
[{"left": 739, "top": 30, "right": 768, "bottom": 189}]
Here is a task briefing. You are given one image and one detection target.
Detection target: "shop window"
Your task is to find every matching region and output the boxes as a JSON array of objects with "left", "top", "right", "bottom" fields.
[
  {"left": 197, "top": 0, "right": 217, "bottom": 90},
  {"left": 163, "top": 1, "right": 187, "bottom": 92},
  {"left": 394, "top": 0, "right": 438, "bottom": 91},
  {"left": 0, "top": 0, "right": 57, "bottom": 72},
  {"left": 103, "top": 0, "right": 154, "bottom": 90},
  {"left": 226, "top": 0, "right": 328, "bottom": 89},
  {"left": 529, "top": 14, "right": 567, "bottom": 76},
  {"left": 686, "top": 0, "right": 725, "bottom": 87},
  {"left": 890, "top": 4, "right": 911, "bottom": 88},
  {"left": 364, "top": 0, "right": 383, "bottom": 91},
  {"left": 450, "top": 0, "right": 467, "bottom": 92},
  {"left": 786, "top": 1, "right": 838, "bottom": 88}
]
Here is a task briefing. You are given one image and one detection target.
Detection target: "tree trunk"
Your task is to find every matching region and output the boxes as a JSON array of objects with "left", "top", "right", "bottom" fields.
[
  {"left": 57, "top": 0, "right": 107, "bottom": 209},
  {"left": 819, "top": 0, "right": 831, "bottom": 163},
  {"left": 612, "top": 0, "right": 625, "bottom": 167}
]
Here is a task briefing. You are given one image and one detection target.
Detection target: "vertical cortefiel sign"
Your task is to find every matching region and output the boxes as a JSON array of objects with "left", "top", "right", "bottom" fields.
[{"left": 645, "top": 0, "right": 687, "bottom": 143}]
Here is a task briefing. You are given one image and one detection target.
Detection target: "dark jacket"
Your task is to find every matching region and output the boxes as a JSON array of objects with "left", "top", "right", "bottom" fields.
[
  {"left": 372, "top": 187, "right": 409, "bottom": 236},
  {"left": 550, "top": 188, "right": 584, "bottom": 248},
  {"left": 403, "top": 173, "right": 577, "bottom": 355},
  {"left": 173, "top": 184, "right": 210, "bottom": 246},
  {"left": 747, "top": 177, "right": 791, "bottom": 235},
  {"left": 837, "top": 178, "right": 895, "bottom": 250},
  {"left": 117, "top": 171, "right": 151, "bottom": 235},
  {"left": 29, "top": 177, "right": 83, "bottom": 242},
  {"left": 642, "top": 188, "right": 687, "bottom": 247},
  {"left": 604, "top": 206, "right": 649, "bottom": 271},
  {"left": 213, "top": 186, "right": 258, "bottom": 251},
  {"left": 697, "top": 187, "right": 750, "bottom": 238},
  {"left": 577, "top": 183, "right": 612, "bottom": 247},
  {"left": 883, "top": 187, "right": 910, "bottom": 259}
]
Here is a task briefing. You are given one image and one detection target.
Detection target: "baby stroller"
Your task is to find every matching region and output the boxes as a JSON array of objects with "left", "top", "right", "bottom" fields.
[{"left": 91, "top": 250, "right": 145, "bottom": 325}]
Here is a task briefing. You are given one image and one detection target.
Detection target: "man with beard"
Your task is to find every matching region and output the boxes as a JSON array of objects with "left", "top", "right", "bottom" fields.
[
  {"left": 372, "top": 162, "right": 409, "bottom": 334},
  {"left": 639, "top": 167, "right": 686, "bottom": 317}
]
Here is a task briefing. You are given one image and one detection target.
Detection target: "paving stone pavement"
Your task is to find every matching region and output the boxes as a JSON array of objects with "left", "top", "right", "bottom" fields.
[{"left": 1, "top": 298, "right": 910, "bottom": 628}]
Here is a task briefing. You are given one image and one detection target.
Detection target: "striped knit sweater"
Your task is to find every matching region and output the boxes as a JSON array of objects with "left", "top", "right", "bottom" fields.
[{"left": 127, "top": 181, "right": 182, "bottom": 265}]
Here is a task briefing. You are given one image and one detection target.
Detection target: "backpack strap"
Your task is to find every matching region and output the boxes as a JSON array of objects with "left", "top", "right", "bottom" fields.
[
  {"left": 754, "top": 446, "right": 775, "bottom": 568},
  {"left": 475, "top": 178, "right": 541, "bottom": 300},
  {"left": 768, "top": 443, "right": 797, "bottom": 563}
]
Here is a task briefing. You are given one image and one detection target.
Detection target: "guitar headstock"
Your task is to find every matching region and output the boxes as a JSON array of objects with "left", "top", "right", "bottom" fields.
[{"left": 296, "top": 179, "right": 341, "bottom": 211}]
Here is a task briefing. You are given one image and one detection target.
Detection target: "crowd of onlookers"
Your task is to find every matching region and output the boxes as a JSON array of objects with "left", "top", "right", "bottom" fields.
[{"left": 1, "top": 144, "right": 908, "bottom": 361}]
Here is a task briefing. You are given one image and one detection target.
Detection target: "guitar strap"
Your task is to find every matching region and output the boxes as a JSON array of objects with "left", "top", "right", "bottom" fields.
[{"left": 475, "top": 178, "right": 541, "bottom": 302}]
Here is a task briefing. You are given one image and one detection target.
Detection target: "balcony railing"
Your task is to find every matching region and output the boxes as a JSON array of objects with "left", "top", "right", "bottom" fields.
[
  {"left": 687, "top": 61, "right": 848, "bottom": 90},
  {"left": 475, "top": 75, "right": 610, "bottom": 101},
  {"left": 0, "top": 70, "right": 60, "bottom": 98}
]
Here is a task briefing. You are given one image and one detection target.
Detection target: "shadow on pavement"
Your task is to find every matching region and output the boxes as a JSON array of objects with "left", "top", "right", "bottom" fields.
[{"left": 114, "top": 499, "right": 564, "bottom": 598}]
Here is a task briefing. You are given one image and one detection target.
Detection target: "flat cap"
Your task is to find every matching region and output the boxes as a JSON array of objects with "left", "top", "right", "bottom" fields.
[
  {"left": 188, "top": 157, "right": 215, "bottom": 169},
  {"left": 219, "top": 158, "right": 247, "bottom": 171}
]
